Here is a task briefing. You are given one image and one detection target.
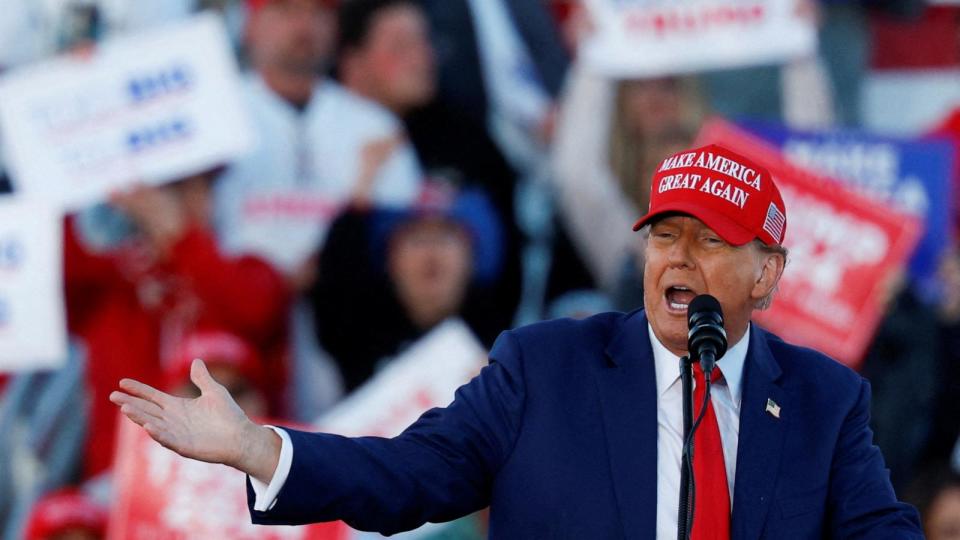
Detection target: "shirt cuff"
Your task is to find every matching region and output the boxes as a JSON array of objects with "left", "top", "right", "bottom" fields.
[{"left": 249, "top": 426, "right": 293, "bottom": 512}]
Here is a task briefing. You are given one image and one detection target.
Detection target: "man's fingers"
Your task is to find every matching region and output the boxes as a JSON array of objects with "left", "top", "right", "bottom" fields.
[
  {"left": 144, "top": 424, "right": 197, "bottom": 462},
  {"left": 118, "top": 378, "right": 175, "bottom": 408},
  {"left": 143, "top": 423, "right": 178, "bottom": 452},
  {"left": 190, "top": 358, "right": 220, "bottom": 394},
  {"left": 120, "top": 403, "right": 164, "bottom": 428},
  {"left": 111, "top": 391, "right": 166, "bottom": 419},
  {"left": 117, "top": 407, "right": 183, "bottom": 457}
]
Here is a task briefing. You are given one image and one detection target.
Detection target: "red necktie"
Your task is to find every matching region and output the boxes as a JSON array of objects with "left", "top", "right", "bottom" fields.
[{"left": 691, "top": 363, "right": 731, "bottom": 540}]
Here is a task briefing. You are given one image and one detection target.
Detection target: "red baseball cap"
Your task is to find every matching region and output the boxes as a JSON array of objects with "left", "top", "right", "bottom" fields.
[
  {"left": 632, "top": 144, "right": 787, "bottom": 246},
  {"left": 25, "top": 488, "right": 107, "bottom": 540},
  {"left": 163, "top": 329, "right": 265, "bottom": 392}
]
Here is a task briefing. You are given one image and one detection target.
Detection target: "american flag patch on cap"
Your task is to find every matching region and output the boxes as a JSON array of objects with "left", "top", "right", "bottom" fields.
[{"left": 762, "top": 202, "right": 785, "bottom": 243}]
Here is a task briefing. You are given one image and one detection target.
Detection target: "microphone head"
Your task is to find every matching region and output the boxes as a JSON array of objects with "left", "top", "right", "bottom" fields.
[
  {"left": 687, "top": 294, "right": 723, "bottom": 327},
  {"left": 687, "top": 294, "right": 727, "bottom": 363}
]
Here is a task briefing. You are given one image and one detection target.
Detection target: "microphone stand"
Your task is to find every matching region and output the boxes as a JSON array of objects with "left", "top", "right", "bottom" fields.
[
  {"left": 678, "top": 355, "right": 716, "bottom": 540},
  {"left": 679, "top": 296, "right": 726, "bottom": 540},
  {"left": 677, "top": 355, "right": 694, "bottom": 540}
]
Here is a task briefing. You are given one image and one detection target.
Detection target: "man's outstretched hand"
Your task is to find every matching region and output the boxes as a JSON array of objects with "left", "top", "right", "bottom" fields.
[{"left": 109, "top": 359, "right": 281, "bottom": 483}]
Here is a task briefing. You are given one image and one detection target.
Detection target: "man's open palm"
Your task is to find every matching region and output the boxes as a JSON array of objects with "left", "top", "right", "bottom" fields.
[{"left": 110, "top": 359, "right": 269, "bottom": 475}]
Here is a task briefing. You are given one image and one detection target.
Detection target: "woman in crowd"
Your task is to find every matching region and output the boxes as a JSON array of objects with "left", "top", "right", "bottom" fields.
[
  {"left": 310, "top": 181, "right": 504, "bottom": 391},
  {"left": 550, "top": 57, "right": 704, "bottom": 308}
]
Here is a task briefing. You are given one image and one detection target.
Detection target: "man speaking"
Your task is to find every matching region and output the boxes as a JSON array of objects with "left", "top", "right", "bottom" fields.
[{"left": 111, "top": 145, "right": 923, "bottom": 538}]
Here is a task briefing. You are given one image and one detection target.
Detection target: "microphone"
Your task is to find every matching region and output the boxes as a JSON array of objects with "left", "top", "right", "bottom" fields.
[
  {"left": 687, "top": 295, "right": 728, "bottom": 382},
  {"left": 677, "top": 295, "right": 728, "bottom": 540}
]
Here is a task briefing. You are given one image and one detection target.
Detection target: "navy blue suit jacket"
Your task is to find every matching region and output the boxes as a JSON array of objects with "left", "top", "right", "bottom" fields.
[{"left": 248, "top": 310, "right": 922, "bottom": 538}]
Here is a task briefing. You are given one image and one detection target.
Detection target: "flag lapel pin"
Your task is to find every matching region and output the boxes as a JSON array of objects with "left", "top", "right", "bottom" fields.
[{"left": 765, "top": 398, "right": 781, "bottom": 419}]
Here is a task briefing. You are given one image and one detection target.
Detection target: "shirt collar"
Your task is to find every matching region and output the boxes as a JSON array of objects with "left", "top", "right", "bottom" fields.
[{"left": 648, "top": 322, "right": 750, "bottom": 406}]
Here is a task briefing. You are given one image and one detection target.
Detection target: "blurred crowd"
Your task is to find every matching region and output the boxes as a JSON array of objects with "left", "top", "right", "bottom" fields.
[{"left": 1, "top": 0, "right": 960, "bottom": 538}]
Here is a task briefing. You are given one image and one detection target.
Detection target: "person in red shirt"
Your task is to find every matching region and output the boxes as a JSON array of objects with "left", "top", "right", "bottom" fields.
[{"left": 65, "top": 171, "right": 289, "bottom": 478}]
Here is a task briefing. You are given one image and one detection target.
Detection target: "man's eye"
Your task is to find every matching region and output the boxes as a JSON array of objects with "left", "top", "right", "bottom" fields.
[{"left": 704, "top": 236, "right": 724, "bottom": 245}]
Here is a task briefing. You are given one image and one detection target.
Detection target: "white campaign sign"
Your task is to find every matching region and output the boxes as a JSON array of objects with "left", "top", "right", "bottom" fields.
[
  {"left": 0, "top": 13, "right": 254, "bottom": 211},
  {"left": 0, "top": 198, "right": 66, "bottom": 371},
  {"left": 316, "top": 319, "right": 488, "bottom": 540},
  {"left": 581, "top": 0, "right": 818, "bottom": 78},
  {"left": 316, "top": 319, "right": 487, "bottom": 438}
]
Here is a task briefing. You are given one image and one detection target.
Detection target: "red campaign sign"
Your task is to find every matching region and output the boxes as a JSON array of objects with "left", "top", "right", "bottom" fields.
[
  {"left": 108, "top": 417, "right": 349, "bottom": 540},
  {"left": 696, "top": 119, "right": 922, "bottom": 368},
  {"left": 106, "top": 323, "right": 485, "bottom": 539}
]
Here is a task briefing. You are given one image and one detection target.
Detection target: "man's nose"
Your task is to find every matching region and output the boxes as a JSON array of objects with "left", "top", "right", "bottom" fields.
[{"left": 666, "top": 236, "right": 695, "bottom": 269}]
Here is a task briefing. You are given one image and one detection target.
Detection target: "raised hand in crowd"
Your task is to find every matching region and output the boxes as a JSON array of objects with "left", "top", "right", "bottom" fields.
[
  {"left": 350, "top": 132, "right": 406, "bottom": 207},
  {"left": 109, "top": 174, "right": 212, "bottom": 257},
  {"left": 110, "top": 359, "right": 281, "bottom": 484},
  {"left": 287, "top": 251, "right": 320, "bottom": 293},
  {"left": 110, "top": 184, "right": 188, "bottom": 256}
]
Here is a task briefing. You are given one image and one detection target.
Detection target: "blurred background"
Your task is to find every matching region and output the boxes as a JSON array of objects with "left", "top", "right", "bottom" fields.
[{"left": 0, "top": 0, "right": 959, "bottom": 538}]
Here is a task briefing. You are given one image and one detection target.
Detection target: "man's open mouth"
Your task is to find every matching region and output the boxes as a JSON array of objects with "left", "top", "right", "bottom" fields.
[{"left": 665, "top": 286, "right": 697, "bottom": 313}]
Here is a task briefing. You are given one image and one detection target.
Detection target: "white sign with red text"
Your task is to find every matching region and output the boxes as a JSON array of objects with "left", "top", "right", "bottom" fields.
[
  {"left": 316, "top": 319, "right": 487, "bottom": 437},
  {"left": 0, "top": 197, "right": 65, "bottom": 371},
  {"left": 0, "top": 13, "right": 254, "bottom": 211},
  {"left": 581, "top": 0, "right": 818, "bottom": 78}
]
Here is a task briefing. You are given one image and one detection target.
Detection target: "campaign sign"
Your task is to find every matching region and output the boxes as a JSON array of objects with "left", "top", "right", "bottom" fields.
[
  {"left": 0, "top": 198, "right": 66, "bottom": 372},
  {"left": 740, "top": 121, "right": 955, "bottom": 301},
  {"left": 581, "top": 0, "right": 817, "bottom": 78},
  {"left": 696, "top": 119, "right": 922, "bottom": 367},
  {"left": 316, "top": 319, "right": 487, "bottom": 437},
  {"left": 109, "top": 418, "right": 347, "bottom": 540},
  {"left": 0, "top": 13, "right": 254, "bottom": 211},
  {"left": 109, "top": 320, "right": 486, "bottom": 539}
]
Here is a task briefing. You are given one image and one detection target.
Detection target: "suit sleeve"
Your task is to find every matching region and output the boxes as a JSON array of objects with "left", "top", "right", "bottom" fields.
[
  {"left": 247, "top": 330, "right": 527, "bottom": 533},
  {"left": 826, "top": 378, "right": 923, "bottom": 539}
]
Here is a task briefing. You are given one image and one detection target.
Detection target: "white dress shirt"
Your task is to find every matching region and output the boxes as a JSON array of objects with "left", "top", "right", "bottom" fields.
[
  {"left": 251, "top": 426, "right": 293, "bottom": 512},
  {"left": 652, "top": 323, "right": 749, "bottom": 539},
  {"left": 252, "top": 322, "right": 753, "bottom": 529}
]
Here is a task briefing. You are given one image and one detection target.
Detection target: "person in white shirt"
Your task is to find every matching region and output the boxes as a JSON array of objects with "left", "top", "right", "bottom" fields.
[
  {"left": 214, "top": 0, "right": 424, "bottom": 420},
  {"left": 217, "top": 0, "right": 422, "bottom": 275}
]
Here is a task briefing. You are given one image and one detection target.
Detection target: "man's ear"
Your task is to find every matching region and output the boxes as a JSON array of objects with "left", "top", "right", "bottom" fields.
[{"left": 751, "top": 250, "right": 785, "bottom": 302}]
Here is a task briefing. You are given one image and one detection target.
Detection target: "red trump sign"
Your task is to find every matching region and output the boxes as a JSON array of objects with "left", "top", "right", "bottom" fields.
[
  {"left": 696, "top": 119, "right": 922, "bottom": 368},
  {"left": 109, "top": 418, "right": 348, "bottom": 540}
]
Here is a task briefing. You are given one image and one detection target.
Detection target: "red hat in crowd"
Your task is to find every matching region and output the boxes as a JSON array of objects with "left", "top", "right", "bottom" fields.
[
  {"left": 164, "top": 329, "right": 265, "bottom": 391},
  {"left": 632, "top": 144, "right": 787, "bottom": 246},
  {"left": 24, "top": 488, "right": 107, "bottom": 540},
  {"left": 247, "top": 0, "right": 337, "bottom": 11}
]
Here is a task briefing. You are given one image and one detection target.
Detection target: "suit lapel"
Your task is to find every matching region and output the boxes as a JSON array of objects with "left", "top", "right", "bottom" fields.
[
  {"left": 731, "top": 327, "right": 787, "bottom": 540},
  {"left": 596, "top": 311, "right": 659, "bottom": 540}
]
